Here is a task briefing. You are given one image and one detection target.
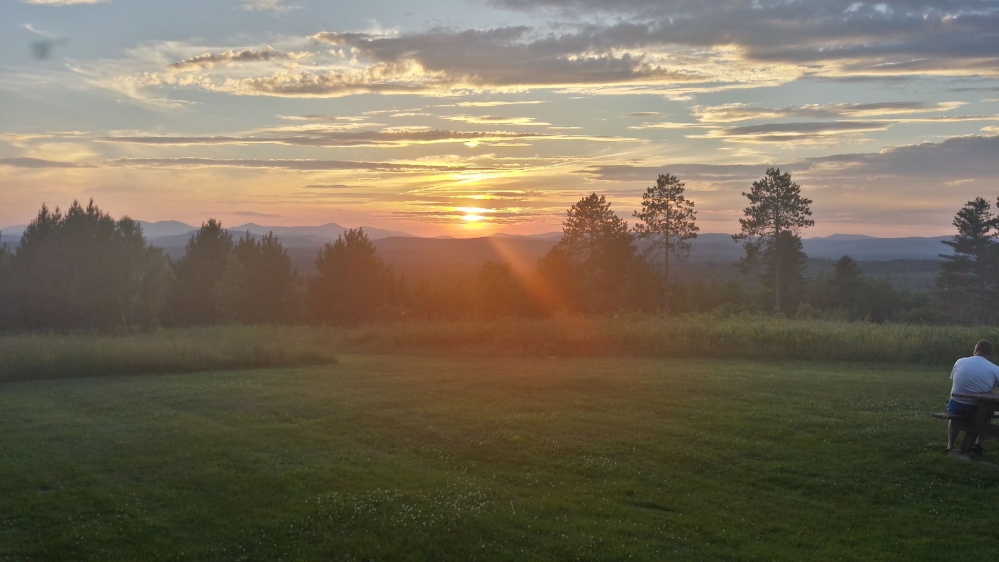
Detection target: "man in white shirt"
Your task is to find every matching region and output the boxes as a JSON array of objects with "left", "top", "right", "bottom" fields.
[{"left": 947, "top": 340, "right": 999, "bottom": 454}]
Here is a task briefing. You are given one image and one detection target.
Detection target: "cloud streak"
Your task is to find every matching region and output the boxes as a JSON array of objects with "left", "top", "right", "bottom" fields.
[
  {"left": 96, "top": 127, "right": 637, "bottom": 148},
  {"left": 168, "top": 47, "right": 310, "bottom": 72}
]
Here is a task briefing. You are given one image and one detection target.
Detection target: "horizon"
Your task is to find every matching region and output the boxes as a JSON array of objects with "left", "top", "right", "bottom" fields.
[
  {"left": 3, "top": 1, "right": 998, "bottom": 238},
  {"left": 0, "top": 216, "right": 958, "bottom": 241}
]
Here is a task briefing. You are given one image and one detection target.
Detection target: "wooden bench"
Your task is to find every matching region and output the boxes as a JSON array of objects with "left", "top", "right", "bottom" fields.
[
  {"left": 933, "top": 403, "right": 999, "bottom": 453},
  {"left": 932, "top": 412, "right": 985, "bottom": 434}
]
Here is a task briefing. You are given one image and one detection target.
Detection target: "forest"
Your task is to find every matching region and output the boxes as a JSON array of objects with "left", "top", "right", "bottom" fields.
[{"left": 0, "top": 168, "right": 995, "bottom": 332}]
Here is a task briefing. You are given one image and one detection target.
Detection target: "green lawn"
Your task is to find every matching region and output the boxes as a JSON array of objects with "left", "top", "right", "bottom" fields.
[{"left": 1, "top": 355, "right": 996, "bottom": 560}]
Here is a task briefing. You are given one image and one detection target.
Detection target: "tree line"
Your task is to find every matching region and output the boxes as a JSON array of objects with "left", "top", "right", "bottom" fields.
[{"left": 0, "top": 168, "right": 987, "bottom": 332}]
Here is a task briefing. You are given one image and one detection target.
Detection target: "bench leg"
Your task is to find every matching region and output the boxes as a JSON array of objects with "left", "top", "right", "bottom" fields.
[
  {"left": 959, "top": 408, "right": 992, "bottom": 453},
  {"left": 959, "top": 426, "right": 979, "bottom": 453}
]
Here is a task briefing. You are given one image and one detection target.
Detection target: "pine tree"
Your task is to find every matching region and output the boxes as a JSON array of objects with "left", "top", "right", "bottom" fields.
[
  {"left": 632, "top": 174, "right": 698, "bottom": 315},
  {"left": 548, "top": 193, "right": 641, "bottom": 313},
  {"left": 168, "top": 219, "right": 233, "bottom": 326},
  {"left": 733, "top": 168, "right": 814, "bottom": 315},
  {"left": 218, "top": 232, "right": 300, "bottom": 324},
  {"left": 936, "top": 197, "right": 997, "bottom": 323},
  {"left": 309, "top": 228, "right": 393, "bottom": 324},
  {"left": 11, "top": 200, "right": 167, "bottom": 331}
]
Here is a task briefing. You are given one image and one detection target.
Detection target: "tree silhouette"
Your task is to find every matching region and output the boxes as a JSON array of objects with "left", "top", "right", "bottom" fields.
[
  {"left": 218, "top": 232, "right": 300, "bottom": 324},
  {"left": 633, "top": 174, "right": 698, "bottom": 315},
  {"left": 936, "top": 197, "right": 998, "bottom": 323},
  {"left": 548, "top": 193, "right": 645, "bottom": 313},
  {"left": 168, "top": 219, "right": 233, "bottom": 326},
  {"left": 757, "top": 231, "right": 808, "bottom": 314},
  {"left": 733, "top": 168, "right": 814, "bottom": 315},
  {"left": 0, "top": 235, "right": 15, "bottom": 330},
  {"left": 11, "top": 200, "right": 168, "bottom": 331},
  {"left": 309, "top": 228, "right": 394, "bottom": 324}
]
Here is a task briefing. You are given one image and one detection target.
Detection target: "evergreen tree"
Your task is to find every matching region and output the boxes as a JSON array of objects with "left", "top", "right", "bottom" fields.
[
  {"left": 810, "top": 255, "right": 866, "bottom": 312},
  {"left": 309, "top": 228, "right": 393, "bottom": 324},
  {"left": 632, "top": 174, "right": 698, "bottom": 315},
  {"left": 0, "top": 238, "right": 14, "bottom": 330},
  {"left": 936, "top": 197, "right": 998, "bottom": 323},
  {"left": 218, "top": 232, "right": 300, "bottom": 324},
  {"left": 168, "top": 219, "right": 233, "bottom": 326},
  {"left": 547, "top": 193, "right": 643, "bottom": 313},
  {"left": 733, "top": 168, "right": 814, "bottom": 315},
  {"left": 758, "top": 231, "right": 808, "bottom": 314},
  {"left": 11, "top": 200, "right": 168, "bottom": 331}
]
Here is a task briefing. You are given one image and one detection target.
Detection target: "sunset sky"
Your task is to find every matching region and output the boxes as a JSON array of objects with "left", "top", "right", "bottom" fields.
[{"left": 2, "top": 0, "right": 998, "bottom": 237}]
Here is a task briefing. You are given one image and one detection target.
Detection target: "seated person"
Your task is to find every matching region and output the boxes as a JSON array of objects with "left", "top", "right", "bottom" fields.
[{"left": 948, "top": 340, "right": 999, "bottom": 454}]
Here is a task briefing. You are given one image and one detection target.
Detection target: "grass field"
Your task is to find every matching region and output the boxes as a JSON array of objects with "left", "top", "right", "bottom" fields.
[
  {"left": 2, "top": 354, "right": 997, "bottom": 560},
  {"left": 5, "top": 315, "right": 999, "bottom": 383}
]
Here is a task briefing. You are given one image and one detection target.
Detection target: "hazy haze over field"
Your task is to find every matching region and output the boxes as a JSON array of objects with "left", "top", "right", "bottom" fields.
[{"left": 2, "top": 0, "right": 998, "bottom": 236}]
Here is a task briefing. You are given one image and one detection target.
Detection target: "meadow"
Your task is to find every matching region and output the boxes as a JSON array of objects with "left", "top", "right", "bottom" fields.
[
  {"left": 2, "top": 315, "right": 997, "bottom": 384},
  {"left": 2, "top": 351, "right": 999, "bottom": 560},
  {"left": 3, "top": 317, "right": 999, "bottom": 560}
]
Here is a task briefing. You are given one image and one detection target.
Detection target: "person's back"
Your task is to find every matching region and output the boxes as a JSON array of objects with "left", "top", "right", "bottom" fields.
[
  {"left": 946, "top": 340, "right": 999, "bottom": 454},
  {"left": 950, "top": 355, "right": 999, "bottom": 403}
]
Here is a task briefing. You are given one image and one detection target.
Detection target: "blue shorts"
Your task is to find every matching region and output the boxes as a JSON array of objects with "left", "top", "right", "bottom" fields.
[{"left": 948, "top": 398, "right": 979, "bottom": 417}]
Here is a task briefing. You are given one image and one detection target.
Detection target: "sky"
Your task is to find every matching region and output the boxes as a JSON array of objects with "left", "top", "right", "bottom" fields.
[{"left": 1, "top": 0, "right": 998, "bottom": 237}]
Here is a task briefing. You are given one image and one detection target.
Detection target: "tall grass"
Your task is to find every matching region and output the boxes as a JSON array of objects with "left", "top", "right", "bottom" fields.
[
  {"left": 333, "top": 313, "right": 998, "bottom": 365},
  {"left": 2, "top": 314, "right": 993, "bottom": 382},
  {"left": 0, "top": 326, "right": 338, "bottom": 383}
]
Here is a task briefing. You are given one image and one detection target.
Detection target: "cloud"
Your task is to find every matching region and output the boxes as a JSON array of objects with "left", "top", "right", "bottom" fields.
[
  {"left": 486, "top": 0, "right": 999, "bottom": 78},
  {"left": 277, "top": 114, "right": 366, "bottom": 122},
  {"left": 240, "top": 0, "right": 297, "bottom": 12},
  {"left": 697, "top": 121, "right": 890, "bottom": 143},
  {"left": 441, "top": 115, "right": 551, "bottom": 126},
  {"left": 19, "top": 0, "right": 108, "bottom": 4},
  {"left": 97, "top": 127, "right": 637, "bottom": 148},
  {"left": 308, "top": 27, "right": 761, "bottom": 92},
  {"left": 103, "top": 157, "right": 476, "bottom": 172},
  {"left": 691, "top": 101, "right": 968, "bottom": 123},
  {"left": 628, "top": 122, "right": 709, "bottom": 130},
  {"left": 232, "top": 210, "right": 282, "bottom": 217},
  {"left": 454, "top": 101, "right": 547, "bottom": 107},
  {"left": 83, "top": 2, "right": 999, "bottom": 104},
  {"left": 806, "top": 135, "right": 999, "bottom": 178},
  {"left": 0, "top": 157, "right": 93, "bottom": 168},
  {"left": 168, "top": 47, "right": 310, "bottom": 72}
]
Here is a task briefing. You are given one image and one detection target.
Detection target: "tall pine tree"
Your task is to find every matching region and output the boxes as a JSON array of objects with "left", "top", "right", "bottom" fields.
[
  {"left": 936, "top": 197, "right": 997, "bottom": 323},
  {"left": 733, "top": 168, "right": 814, "bottom": 315},
  {"left": 632, "top": 174, "right": 698, "bottom": 315},
  {"left": 168, "top": 219, "right": 233, "bottom": 326}
]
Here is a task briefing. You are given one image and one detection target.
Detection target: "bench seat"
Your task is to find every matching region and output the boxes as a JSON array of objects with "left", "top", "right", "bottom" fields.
[{"left": 932, "top": 413, "right": 970, "bottom": 420}]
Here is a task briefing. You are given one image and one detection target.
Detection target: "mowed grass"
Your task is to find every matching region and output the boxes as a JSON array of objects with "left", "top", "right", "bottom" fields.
[{"left": 2, "top": 355, "right": 997, "bottom": 561}]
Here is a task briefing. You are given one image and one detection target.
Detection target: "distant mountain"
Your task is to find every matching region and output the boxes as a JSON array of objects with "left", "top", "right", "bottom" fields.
[
  {"left": 137, "top": 220, "right": 198, "bottom": 238},
  {"left": 0, "top": 219, "right": 959, "bottom": 266},
  {"left": 684, "top": 233, "right": 952, "bottom": 262},
  {"left": 229, "top": 222, "right": 411, "bottom": 240},
  {"left": 811, "top": 234, "right": 876, "bottom": 241},
  {"left": 802, "top": 235, "right": 951, "bottom": 261},
  {"left": 148, "top": 232, "right": 338, "bottom": 257},
  {"left": 490, "top": 231, "right": 563, "bottom": 240},
  {"left": 0, "top": 224, "right": 28, "bottom": 236}
]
